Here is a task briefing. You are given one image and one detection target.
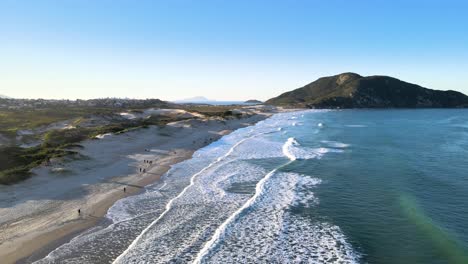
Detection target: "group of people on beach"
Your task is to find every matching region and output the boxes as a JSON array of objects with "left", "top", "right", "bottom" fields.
[
  {"left": 139, "top": 158, "right": 156, "bottom": 173},
  {"left": 78, "top": 149, "right": 158, "bottom": 216},
  {"left": 75, "top": 136, "right": 228, "bottom": 218}
]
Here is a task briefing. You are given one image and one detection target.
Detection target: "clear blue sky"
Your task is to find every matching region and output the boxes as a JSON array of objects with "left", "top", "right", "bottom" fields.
[{"left": 1, "top": 0, "right": 467, "bottom": 101}]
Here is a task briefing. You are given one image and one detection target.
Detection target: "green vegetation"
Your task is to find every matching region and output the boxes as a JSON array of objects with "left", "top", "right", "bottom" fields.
[
  {"left": 0, "top": 122, "right": 147, "bottom": 185},
  {"left": 0, "top": 110, "right": 195, "bottom": 184},
  {"left": 221, "top": 110, "right": 243, "bottom": 119},
  {"left": 0, "top": 145, "right": 75, "bottom": 184},
  {"left": 266, "top": 72, "right": 468, "bottom": 108},
  {"left": 0, "top": 108, "right": 114, "bottom": 138},
  {"left": 0, "top": 107, "right": 122, "bottom": 184},
  {"left": 0, "top": 103, "right": 238, "bottom": 185}
]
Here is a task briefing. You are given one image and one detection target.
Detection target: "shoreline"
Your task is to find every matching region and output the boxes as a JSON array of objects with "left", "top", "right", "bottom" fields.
[
  {"left": 0, "top": 108, "right": 280, "bottom": 264},
  {"left": 16, "top": 152, "right": 193, "bottom": 264}
]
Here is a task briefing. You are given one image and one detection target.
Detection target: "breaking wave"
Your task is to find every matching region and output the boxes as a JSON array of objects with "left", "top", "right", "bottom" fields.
[{"left": 283, "top": 137, "right": 299, "bottom": 161}]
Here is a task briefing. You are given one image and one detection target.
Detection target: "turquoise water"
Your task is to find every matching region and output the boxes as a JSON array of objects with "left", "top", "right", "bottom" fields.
[
  {"left": 290, "top": 110, "right": 468, "bottom": 263},
  {"left": 36, "top": 109, "right": 468, "bottom": 264}
]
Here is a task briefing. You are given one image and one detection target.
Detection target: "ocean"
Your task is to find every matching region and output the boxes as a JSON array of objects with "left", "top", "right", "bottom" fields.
[{"left": 35, "top": 109, "right": 468, "bottom": 263}]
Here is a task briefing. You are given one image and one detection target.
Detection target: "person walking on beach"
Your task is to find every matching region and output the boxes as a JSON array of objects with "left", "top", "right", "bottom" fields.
[
  {"left": 78, "top": 208, "right": 81, "bottom": 215},
  {"left": 124, "top": 187, "right": 126, "bottom": 192}
]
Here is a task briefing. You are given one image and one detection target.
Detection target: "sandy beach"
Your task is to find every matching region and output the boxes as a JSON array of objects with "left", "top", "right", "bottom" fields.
[{"left": 0, "top": 107, "right": 280, "bottom": 264}]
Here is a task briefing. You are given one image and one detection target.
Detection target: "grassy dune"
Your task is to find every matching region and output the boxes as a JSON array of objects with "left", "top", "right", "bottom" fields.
[
  {"left": 0, "top": 121, "right": 166, "bottom": 185},
  {"left": 0, "top": 108, "right": 115, "bottom": 138},
  {"left": 0, "top": 104, "right": 242, "bottom": 184}
]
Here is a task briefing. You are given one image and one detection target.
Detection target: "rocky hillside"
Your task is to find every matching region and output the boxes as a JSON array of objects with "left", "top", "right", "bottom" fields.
[{"left": 266, "top": 73, "right": 468, "bottom": 108}]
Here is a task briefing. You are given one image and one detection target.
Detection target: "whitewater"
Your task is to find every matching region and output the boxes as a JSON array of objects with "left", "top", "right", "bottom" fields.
[{"left": 35, "top": 110, "right": 359, "bottom": 263}]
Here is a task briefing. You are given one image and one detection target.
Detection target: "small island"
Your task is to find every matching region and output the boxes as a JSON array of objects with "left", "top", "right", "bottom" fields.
[{"left": 244, "top": 99, "right": 263, "bottom": 104}]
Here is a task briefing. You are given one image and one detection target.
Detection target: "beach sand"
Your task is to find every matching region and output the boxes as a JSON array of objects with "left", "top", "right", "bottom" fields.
[{"left": 0, "top": 108, "right": 278, "bottom": 264}]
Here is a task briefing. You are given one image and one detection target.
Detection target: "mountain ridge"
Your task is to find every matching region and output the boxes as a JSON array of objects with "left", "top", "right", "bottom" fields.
[{"left": 266, "top": 73, "right": 468, "bottom": 108}]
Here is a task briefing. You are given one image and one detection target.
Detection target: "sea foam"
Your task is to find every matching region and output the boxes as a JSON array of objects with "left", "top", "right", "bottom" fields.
[{"left": 194, "top": 137, "right": 301, "bottom": 263}]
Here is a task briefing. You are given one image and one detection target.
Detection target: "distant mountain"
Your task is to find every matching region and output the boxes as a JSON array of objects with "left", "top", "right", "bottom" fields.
[
  {"left": 175, "top": 96, "right": 210, "bottom": 103},
  {"left": 174, "top": 96, "right": 246, "bottom": 105},
  {"left": 0, "top": 95, "right": 11, "bottom": 99},
  {"left": 266, "top": 73, "right": 468, "bottom": 108},
  {"left": 244, "top": 99, "right": 263, "bottom": 104}
]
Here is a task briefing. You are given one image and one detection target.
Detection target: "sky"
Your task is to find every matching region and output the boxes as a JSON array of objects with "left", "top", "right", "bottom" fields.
[{"left": 1, "top": 0, "right": 468, "bottom": 101}]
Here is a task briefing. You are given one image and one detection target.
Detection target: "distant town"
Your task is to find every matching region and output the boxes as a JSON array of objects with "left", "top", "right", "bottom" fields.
[{"left": 0, "top": 97, "right": 170, "bottom": 110}]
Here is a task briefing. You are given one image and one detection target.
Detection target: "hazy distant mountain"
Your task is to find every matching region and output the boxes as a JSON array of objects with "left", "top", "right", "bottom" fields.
[
  {"left": 0, "top": 94, "right": 11, "bottom": 99},
  {"left": 175, "top": 96, "right": 211, "bottom": 103},
  {"left": 173, "top": 96, "right": 247, "bottom": 105},
  {"left": 266, "top": 73, "right": 468, "bottom": 108}
]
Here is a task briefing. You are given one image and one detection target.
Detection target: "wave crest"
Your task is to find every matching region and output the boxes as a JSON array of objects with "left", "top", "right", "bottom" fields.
[{"left": 283, "top": 137, "right": 299, "bottom": 161}]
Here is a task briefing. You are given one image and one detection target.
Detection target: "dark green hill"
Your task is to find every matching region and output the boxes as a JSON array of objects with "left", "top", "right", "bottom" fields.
[{"left": 266, "top": 73, "right": 468, "bottom": 108}]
